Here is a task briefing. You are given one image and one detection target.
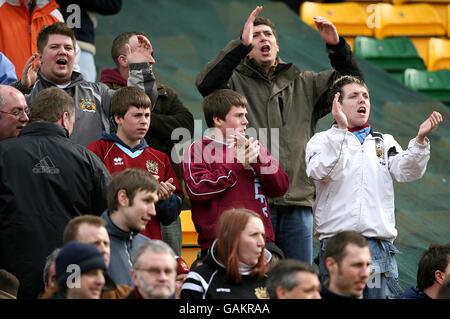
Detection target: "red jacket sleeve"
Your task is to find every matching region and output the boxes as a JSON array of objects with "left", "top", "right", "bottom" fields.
[{"left": 182, "top": 141, "right": 237, "bottom": 202}]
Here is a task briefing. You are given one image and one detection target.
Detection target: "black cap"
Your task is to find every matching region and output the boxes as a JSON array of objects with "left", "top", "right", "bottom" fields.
[{"left": 55, "top": 241, "right": 106, "bottom": 287}]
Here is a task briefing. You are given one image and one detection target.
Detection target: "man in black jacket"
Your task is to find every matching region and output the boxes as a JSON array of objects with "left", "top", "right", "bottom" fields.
[
  {"left": 401, "top": 244, "right": 450, "bottom": 299},
  {"left": 0, "top": 87, "right": 110, "bottom": 298}
]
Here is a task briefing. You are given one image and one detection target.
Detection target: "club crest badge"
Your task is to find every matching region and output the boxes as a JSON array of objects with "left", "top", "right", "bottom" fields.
[
  {"left": 254, "top": 286, "right": 269, "bottom": 299},
  {"left": 375, "top": 143, "right": 383, "bottom": 158},
  {"left": 375, "top": 138, "right": 386, "bottom": 166},
  {"left": 146, "top": 160, "right": 159, "bottom": 175},
  {"left": 79, "top": 98, "right": 97, "bottom": 113}
]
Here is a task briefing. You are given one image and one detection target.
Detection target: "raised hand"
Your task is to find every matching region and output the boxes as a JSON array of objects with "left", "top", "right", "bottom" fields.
[
  {"left": 313, "top": 16, "right": 339, "bottom": 46},
  {"left": 21, "top": 53, "right": 41, "bottom": 88},
  {"left": 331, "top": 92, "right": 348, "bottom": 130},
  {"left": 417, "top": 111, "right": 443, "bottom": 144},
  {"left": 125, "top": 35, "right": 154, "bottom": 64},
  {"left": 241, "top": 6, "right": 264, "bottom": 46},
  {"left": 158, "top": 177, "right": 176, "bottom": 201}
]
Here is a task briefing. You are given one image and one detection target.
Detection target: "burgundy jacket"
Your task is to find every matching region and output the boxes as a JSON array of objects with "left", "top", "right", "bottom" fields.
[{"left": 182, "top": 136, "right": 288, "bottom": 250}]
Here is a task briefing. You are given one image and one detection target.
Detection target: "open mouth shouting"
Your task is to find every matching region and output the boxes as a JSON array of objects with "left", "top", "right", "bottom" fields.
[
  {"left": 56, "top": 58, "right": 68, "bottom": 66},
  {"left": 260, "top": 44, "right": 271, "bottom": 56},
  {"left": 357, "top": 106, "right": 367, "bottom": 114}
]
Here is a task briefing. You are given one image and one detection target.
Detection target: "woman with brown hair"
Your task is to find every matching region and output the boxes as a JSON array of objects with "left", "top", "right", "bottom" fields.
[{"left": 180, "top": 208, "right": 270, "bottom": 299}]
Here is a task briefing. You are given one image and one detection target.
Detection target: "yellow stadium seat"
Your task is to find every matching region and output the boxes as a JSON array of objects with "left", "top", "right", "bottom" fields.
[
  {"left": 411, "top": 37, "right": 430, "bottom": 67},
  {"left": 346, "top": 37, "right": 354, "bottom": 50},
  {"left": 180, "top": 210, "right": 200, "bottom": 267},
  {"left": 428, "top": 37, "right": 450, "bottom": 71},
  {"left": 300, "top": 2, "right": 373, "bottom": 37},
  {"left": 351, "top": 0, "right": 399, "bottom": 2},
  {"left": 374, "top": 3, "right": 446, "bottom": 39},
  {"left": 448, "top": 4, "right": 450, "bottom": 37},
  {"left": 390, "top": 0, "right": 450, "bottom": 4},
  {"left": 432, "top": 4, "right": 449, "bottom": 35},
  {"left": 403, "top": 0, "right": 450, "bottom": 2}
]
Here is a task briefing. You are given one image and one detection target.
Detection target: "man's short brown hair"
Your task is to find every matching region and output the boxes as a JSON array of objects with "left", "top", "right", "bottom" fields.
[
  {"left": 63, "top": 215, "right": 107, "bottom": 244},
  {"left": 202, "top": 89, "right": 247, "bottom": 128},
  {"left": 111, "top": 87, "right": 151, "bottom": 123},
  {"left": 324, "top": 231, "right": 368, "bottom": 265},
  {"left": 30, "top": 87, "right": 75, "bottom": 123},
  {"left": 107, "top": 168, "right": 159, "bottom": 213},
  {"left": 37, "top": 22, "right": 76, "bottom": 53},
  {"left": 240, "top": 16, "right": 277, "bottom": 40},
  {"left": 330, "top": 75, "right": 368, "bottom": 104}
]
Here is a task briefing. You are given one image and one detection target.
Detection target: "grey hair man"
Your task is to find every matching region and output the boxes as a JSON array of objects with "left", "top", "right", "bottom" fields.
[
  {"left": 128, "top": 240, "right": 177, "bottom": 299},
  {"left": 41, "top": 248, "right": 61, "bottom": 297},
  {"left": 0, "top": 85, "right": 29, "bottom": 141}
]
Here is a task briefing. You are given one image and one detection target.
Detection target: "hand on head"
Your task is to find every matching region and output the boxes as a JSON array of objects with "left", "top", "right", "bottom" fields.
[{"left": 125, "top": 35, "right": 154, "bottom": 64}]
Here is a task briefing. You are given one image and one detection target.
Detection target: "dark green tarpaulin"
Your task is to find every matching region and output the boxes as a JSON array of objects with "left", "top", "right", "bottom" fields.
[{"left": 96, "top": 0, "right": 450, "bottom": 290}]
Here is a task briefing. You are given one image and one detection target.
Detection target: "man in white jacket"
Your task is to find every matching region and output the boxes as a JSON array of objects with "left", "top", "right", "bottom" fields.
[{"left": 305, "top": 75, "right": 443, "bottom": 299}]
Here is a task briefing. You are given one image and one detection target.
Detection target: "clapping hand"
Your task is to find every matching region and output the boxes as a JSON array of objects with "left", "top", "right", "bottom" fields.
[
  {"left": 228, "top": 132, "right": 260, "bottom": 168},
  {"left": 158, "top": 177, "right": 176, "bottom": 201},
  {"left": 331, "top": 92, "right": 348, "bottom": 130},
  {"left": 21, "top": 53, "right": 41, "bottom": 88},
  {"left": 416, "top": 111, "right": 443, "bottom": 144}
]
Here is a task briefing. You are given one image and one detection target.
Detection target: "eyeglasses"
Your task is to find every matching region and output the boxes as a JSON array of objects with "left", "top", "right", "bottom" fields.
[
  {"left": 0, "top": 107, "right": 30, "bottom": 118},
  {"left": 134, "top": 267, "right": 176, "bottom": 276}
]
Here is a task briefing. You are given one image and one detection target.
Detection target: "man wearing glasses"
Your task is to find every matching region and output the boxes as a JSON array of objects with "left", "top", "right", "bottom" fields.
[
  {"left": 128, "top": 240, "right": 178, "bottom": 299},
  {"left": 0, "top": 85, "right": 29, "bottom": 141}
]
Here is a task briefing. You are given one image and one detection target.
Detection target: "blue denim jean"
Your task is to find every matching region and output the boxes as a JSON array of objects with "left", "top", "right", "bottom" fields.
[
  {"left": 317, "top": 237, "right": 403, "bottom": 299},
  {"left": 269, "top": 205, "right": 313, "bottom": 264}
]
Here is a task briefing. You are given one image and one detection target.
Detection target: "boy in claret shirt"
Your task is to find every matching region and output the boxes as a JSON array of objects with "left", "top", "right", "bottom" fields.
[
  {"left": 182, "top": 89, "right": 289, "bottom": 259},
  {"left": 88, "top": 86, "right": 183, "bottom": 240}
]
